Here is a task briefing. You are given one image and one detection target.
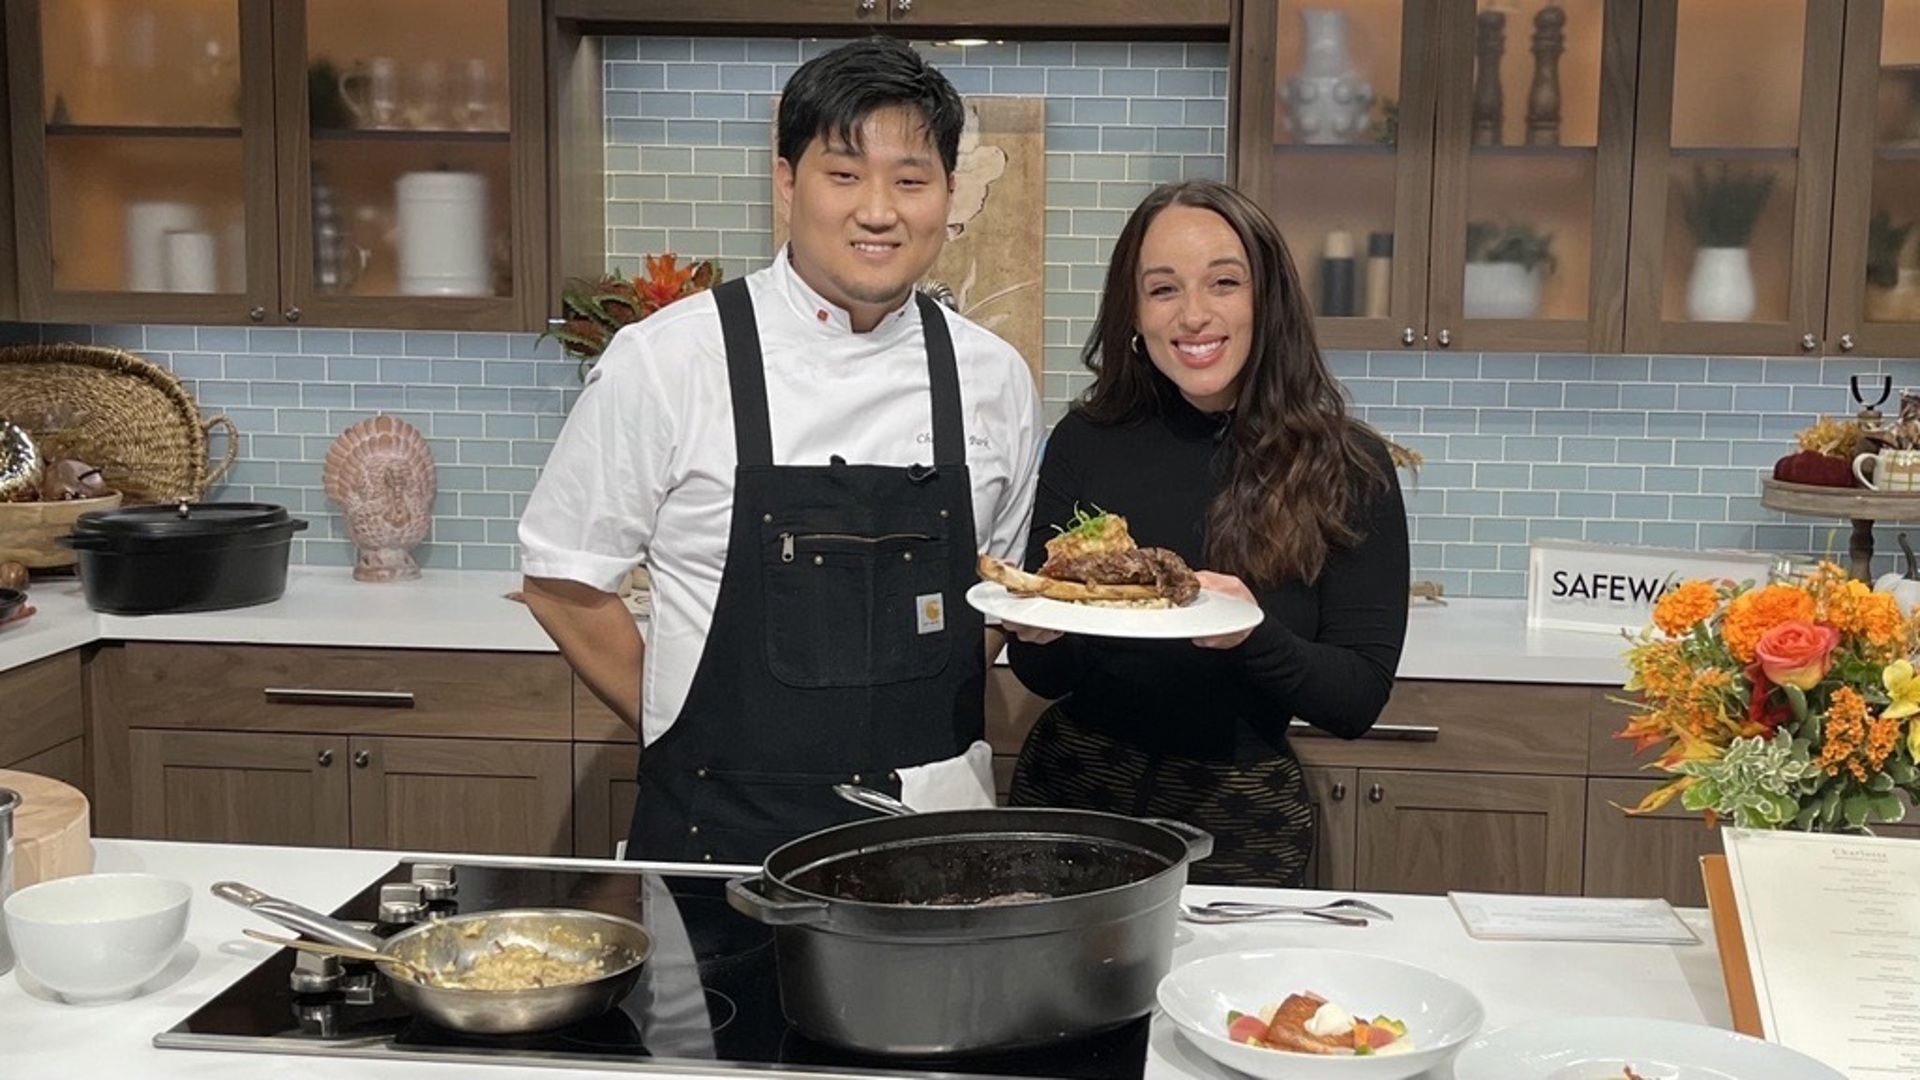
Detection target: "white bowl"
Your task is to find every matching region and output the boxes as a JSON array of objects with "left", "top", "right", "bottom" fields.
[
  {"left": 1156, "top": 948, "right": 1486, "bottom": 1080},
  {"left": 4, "top": 872, "right": 192, "bottom": 1003},
  {"left": 1451, "top": 1016, "right": 1847, "bottom": 1079}
]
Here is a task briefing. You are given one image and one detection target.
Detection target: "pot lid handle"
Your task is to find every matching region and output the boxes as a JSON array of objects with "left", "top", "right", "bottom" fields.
[{"left": 1141, "top": 818, "right": 1214, "bottom": 864}]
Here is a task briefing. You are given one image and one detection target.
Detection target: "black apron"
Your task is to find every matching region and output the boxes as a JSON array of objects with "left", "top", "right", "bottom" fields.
[{"left": 628, "top": 278, "right": 986, "bottom": 864}]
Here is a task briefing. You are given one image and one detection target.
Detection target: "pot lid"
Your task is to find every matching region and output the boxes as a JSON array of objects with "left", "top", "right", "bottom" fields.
[{"left": 70, "top": 501, "right": 296, "bottom": 538}]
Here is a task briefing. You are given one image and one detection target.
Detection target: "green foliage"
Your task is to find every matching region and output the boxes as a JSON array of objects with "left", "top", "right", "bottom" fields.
[
  {"left": 1868, "top": 210, "right": 1914, "bottom": 289},
  {"left": 1679, "top": 163, "right": 1776, "bottom": 248},
  {"left": 1465, "top": 221, "right": 1557, "bottom": 274}
]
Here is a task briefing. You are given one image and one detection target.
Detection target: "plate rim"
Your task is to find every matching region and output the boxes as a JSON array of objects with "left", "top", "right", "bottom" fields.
[
  {"left": 964, "top": 579, "right": 1264, "bottom": 639},
  {"left": 1450, "top": 1014, "right": 1847, "bottom": 1080}
]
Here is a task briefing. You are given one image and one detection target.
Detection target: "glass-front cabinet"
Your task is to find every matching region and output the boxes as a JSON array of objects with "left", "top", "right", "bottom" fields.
[
  {"left": 1829, "top": 0, "right": 1920, "bottom": 357},
  {"left": 1623, "top": 0, "right": 1841, "bottom": 355},
  {"left": 1235, "top": 0, "right": 1637, "bottom": 352},
  {"left": 3, "top": 0, "right": 545, "bottom": 330}
]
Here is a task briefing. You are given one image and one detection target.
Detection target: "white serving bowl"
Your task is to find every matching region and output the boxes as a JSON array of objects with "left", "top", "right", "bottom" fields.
[
  {"left": 4, "top": 872, "right": 192, "bottom": 1003},
  {"left": 1452, "top": 1016, "right": 1847, "bottom": 1080},
  {"left": 1156, "top": 948, "right": 1486, "bottom": 1080}
]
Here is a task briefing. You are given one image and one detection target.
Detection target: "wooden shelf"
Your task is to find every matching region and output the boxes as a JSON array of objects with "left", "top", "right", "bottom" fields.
[{"left": 1759, "top": 476, "right": 1920, "bottom": 580}]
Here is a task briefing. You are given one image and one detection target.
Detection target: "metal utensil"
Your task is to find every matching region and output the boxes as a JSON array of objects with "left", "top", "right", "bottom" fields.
[
  {"left": 243, "top": 928, "right": 434, "bottom": 983},
  {"left": 832, "top": 783, "right": 916, "bottom": 817},
  {"left": 1179, "top": 897, "right": 1395, "bottom": 926}
]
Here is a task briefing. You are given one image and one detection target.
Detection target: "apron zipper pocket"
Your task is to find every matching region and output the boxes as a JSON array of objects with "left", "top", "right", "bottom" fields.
[{"left": 779, "top": 532, "right": 936, "bottom": 564}]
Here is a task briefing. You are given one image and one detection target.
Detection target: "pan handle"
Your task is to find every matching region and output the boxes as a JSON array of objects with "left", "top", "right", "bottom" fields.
[
  {"left": 1141, "top": 818, "right": 1214, "bottom": 864},
  {"left": 211, "top": 880, "right": 387, "bottom": 953},
  {"left": 725, "top": 874, "right": 830, "bottom": 926}
]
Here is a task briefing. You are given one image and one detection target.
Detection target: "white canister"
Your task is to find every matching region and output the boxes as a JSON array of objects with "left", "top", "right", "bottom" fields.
[
  {"left": 395, "top": 171, "right": 491, "bottom": 297},
  {"left": 163, "top": 230, "right": 220, "bottom": 293},
  {"left": 124, "top": 201, "right": 206, "bottom": 291}
]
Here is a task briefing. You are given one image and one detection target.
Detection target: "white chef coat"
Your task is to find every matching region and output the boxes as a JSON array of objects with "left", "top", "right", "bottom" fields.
[{"left": 520, "top": 248, "right": 1043, "bottom": 746}]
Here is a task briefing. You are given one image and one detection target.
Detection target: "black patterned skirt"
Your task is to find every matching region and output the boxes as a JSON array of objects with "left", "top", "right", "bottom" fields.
[{"left": 1007, "top": 701, "right": 1314, "bottom": 888}]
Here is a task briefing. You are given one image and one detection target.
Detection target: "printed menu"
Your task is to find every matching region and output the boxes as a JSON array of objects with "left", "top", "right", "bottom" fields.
[{"left": 1722, "top": 828, "right": 1920, "bottom": 1079}]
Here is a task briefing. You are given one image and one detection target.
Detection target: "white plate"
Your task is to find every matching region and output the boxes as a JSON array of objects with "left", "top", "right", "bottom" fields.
[
  {"left": 1155, "top": 948, "right": 1486, "bottom": 1080},
  {"left": 1451, "top": 1016, "right": 1846, "bottom": 1080},
  {"left": 965, "top": 581, "right": 1264, "bottom": 640}
]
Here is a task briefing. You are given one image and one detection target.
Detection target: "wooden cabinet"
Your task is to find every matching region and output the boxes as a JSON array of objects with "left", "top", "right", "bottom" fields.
[
  {"left": 0, "top": 649, "right": 85, "bottom": 793},
  {"left": 107, "top": 643, "right": 575, "bottom": 856},
  {"left": 3, "top": 0, "right": 548, "bottom": 330},
  {"left": 1236, "top": 0, "right": 1640, "bottom": 354},
  {"left": 552, "top": 0, "right": 1230, "bottom": 32},
  {"left": 574, "top": 740, "right": 637, "bottom": 859},
  {"left": 1301, "top": 764, "right": 1358, "bottom": 891},
  {"left": 1357, "top": 768, "right": 1586, "bottom": 895}
]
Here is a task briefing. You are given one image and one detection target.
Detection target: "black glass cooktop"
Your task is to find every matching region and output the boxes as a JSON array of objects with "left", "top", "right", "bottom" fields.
[{"left": 157, "top": 860, "right": 1150, "bottom": 1080}]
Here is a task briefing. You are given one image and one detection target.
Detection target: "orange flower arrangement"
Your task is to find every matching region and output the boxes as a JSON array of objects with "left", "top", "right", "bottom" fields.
[
  {"left": 545, "top": 253, "right": 723, "bottom": 373},
  {"left": 1620, "top": 563, "right": 1920, "bottom": 831}
]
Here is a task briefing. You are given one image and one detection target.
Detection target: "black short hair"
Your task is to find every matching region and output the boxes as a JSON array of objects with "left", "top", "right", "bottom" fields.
[{"left": 777, "top": 37, "right": 965, "bottom": 175}]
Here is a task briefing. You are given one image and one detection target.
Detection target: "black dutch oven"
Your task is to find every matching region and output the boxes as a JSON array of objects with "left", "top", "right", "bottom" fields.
[
  {"left": 725, "top": 807, "right": 1212, "bottom": 1056},
  {"left": 58, "top": 502, "right": 308, "bottom": 614}
]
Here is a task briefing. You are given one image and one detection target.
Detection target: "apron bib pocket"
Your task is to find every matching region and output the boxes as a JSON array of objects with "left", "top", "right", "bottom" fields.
[{"left": 761, "top": 528, "right": 952, "bottom": 688}]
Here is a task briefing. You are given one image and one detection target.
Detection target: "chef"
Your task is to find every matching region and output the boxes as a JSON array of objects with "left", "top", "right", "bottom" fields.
[{"left": 519, "top": 37, "right": 1042, "bottom": 864}]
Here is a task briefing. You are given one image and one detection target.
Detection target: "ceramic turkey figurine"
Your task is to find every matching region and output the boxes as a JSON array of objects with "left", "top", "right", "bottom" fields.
[{"left": 322, "top": 415, "right": 435, "bottom": 581}]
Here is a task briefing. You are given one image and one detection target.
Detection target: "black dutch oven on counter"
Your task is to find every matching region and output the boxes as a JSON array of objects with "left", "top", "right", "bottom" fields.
[
  {"left": 725, "top": 807, "right": 1212, "bottom": 1056},
  {"left": 59, "top": 502, "right": 308, "bottom": 614}
]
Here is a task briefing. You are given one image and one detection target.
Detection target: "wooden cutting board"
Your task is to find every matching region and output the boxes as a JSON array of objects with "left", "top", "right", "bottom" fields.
[{"left": 0, "top": 768, "right": 92, "bottom": 888}]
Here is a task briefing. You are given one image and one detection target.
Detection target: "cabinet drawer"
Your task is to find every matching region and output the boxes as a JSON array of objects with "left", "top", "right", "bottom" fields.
[
  {"left": 0, "top": 650, "right": 85, "bottom": 765},
  {"left": 1290, "top": 680, "right": 1590, "bottom": 775},
  {"left": 121, "top": 643, "right": 571, "bottom": 739}
]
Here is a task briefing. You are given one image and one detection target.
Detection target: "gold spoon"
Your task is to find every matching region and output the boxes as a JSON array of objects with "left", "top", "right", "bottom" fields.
[{"left": 243, "top": 928, "right": 437, "bottom": 984}]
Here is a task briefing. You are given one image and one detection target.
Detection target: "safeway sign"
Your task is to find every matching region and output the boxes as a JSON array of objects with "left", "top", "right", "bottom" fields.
[{"left": 1525, "top": 538, "right": 1778, "bottom": 635}]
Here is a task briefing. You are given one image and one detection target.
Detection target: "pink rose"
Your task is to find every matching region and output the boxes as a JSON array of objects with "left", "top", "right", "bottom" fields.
[{"left": 1753, "top": 620, "right": 1841, "bottom": 691}]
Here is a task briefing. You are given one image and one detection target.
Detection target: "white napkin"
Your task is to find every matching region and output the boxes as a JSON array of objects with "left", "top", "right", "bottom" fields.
[{"left": 897, "top": 740, "right": 997, "bottom": 811}]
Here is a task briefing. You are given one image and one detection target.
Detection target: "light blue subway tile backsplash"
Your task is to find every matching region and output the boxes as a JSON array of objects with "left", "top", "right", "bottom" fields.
[{"left": 6, "top": 34, "right": 1909, "bottom": 595}]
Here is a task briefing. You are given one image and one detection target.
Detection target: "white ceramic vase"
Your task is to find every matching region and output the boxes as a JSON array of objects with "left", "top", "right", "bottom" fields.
[
  {"left": 1685, "top": 246, "right": 1756, "bottom": 322},
  {"left": 1280, "top": 8, "right": 1374, "bottom": 145},
  {"left": 1462, "top": 262, "right": 1542, "bottom": 319}
]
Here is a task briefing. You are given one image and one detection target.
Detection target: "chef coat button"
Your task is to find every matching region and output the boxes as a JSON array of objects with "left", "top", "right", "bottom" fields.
[
  {"left": 902, "top": 552, "right": 912, "bottom": 562},
  {"left": 939, "top": 509, "right": 949, "bottom": 518},
  {"left": 763, "top": 512, "right": 773, "bottom": 523},
  {"left": 816, "top": 308, "right": 829, "bottom": 322},
  {"left": 851, "top": 773, "right": 862, "bottom": 784},
  {"left": 702, "top": 853, "right": 714, "bottom": 862},
  {"left": 813, "top": 555, "right": 824, "bottom": 566},
  {"left": 688, "top": 824, "right": 700, "bottom": 835},
  {"left": 695, "top": 766, "right": 709, "bottom": 779}
]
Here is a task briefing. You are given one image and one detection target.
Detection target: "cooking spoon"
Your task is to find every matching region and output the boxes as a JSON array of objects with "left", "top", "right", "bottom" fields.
[
  {"left": 242, "top": 928, "right": 437, "bottom": 983},
  {"left": 833, "top": 783, "right": 915, "bottom": 817}
]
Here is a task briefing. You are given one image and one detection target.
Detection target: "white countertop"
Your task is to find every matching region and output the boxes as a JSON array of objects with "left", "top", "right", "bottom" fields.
[
  {"left": 0, "top": 839, "right": 1730, "bottom": 1080},
  {"left": 0, "top": 569, "right": 1632, "bottom": 684}
]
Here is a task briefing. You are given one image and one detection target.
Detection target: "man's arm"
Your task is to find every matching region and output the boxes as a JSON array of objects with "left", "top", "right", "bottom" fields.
[{"left": 521, "top": 575, "right": 644, "bottom": 730}]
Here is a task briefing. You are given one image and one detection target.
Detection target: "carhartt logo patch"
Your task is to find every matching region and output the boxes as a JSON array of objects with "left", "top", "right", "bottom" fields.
[{"left": 916, "top": 593, "right": 946, "bottom": 634}]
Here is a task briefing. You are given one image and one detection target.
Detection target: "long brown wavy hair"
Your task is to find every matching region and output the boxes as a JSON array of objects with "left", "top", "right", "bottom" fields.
[{"left": 1078, "top": 179, "right": 1390, "bottom": 587}]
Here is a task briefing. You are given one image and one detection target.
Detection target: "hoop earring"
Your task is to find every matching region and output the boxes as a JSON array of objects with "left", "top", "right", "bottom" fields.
[{"left": 1130, "top": 332, "right": 1144, "bottom": 355}]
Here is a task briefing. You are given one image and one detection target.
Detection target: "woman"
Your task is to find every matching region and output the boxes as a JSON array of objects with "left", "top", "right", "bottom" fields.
[{"left": 1004, "top": 179, "right": 1409, "bottom": 887}]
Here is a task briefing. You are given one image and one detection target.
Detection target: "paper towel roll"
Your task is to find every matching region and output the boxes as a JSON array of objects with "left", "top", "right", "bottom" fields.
[
  {"left": 164, "top": 229, "right": 219, "bottom": 293},
  {"left": 125, "top": 201, "right": 205, "bottom": 292}
]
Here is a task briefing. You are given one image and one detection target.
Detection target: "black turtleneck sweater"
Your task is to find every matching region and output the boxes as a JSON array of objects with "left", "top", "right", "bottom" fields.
[{"left": 1005, "top": 392, "right": 1410, "bottom": 763}]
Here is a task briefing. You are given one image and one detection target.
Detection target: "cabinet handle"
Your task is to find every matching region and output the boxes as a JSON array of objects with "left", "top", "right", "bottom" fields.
[
  {"left": 264, "top": 688, "right": 417, "bottom": 708},
  {"left": 249, "top": 306, "right": 267, "bottom": 322},
  {"left": 1435, "top": 329, "right": 1452, "bottom": 347},
  {"left": 283, "top": 307, "right": 303, "bottom": 323},
  {"left": 353, "top": 750, "right": 371, "bottom": 768},
  {"left": 1328, "top": 782, "right": 1347, "bottom": 802},
  {"left": 894, "top": 0, "right": 913, "bottom": 10},
  {"left": 1800, "top": 332, "right": 1817, "bottom": 352},
  {"left": 1401, "top": 327, "right": 1417, "bottom": 346},
  {"left": 1367, "top": 782, "right": 1384, "bottom": 803},
  {"left": 858, "top": 0, "right": 876, "bottom": 10},
  {"left": 1288, "top": 720, "right": 1439, "bottom": 742},
  {"left": 1840, "top": 333, "right": 1856, "bottom": 352},
  {"left": 316, "top": 749, "right": 333, "bottom": 767}
]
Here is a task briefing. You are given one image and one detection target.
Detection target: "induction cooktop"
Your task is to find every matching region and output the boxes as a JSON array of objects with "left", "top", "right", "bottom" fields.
[{"left": 156, "top": 859, "right": 1151, "bottom": 1080}]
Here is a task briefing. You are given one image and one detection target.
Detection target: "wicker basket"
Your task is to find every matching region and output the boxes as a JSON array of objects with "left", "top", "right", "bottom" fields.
[
  {"left": 0, "top": 344, "right": 237, "bottom": 506},
  {"left": 0, "top": 491, "right": 124, "bottom": 568}
]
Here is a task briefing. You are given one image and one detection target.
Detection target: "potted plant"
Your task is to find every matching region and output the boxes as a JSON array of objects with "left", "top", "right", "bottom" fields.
[
  {"left": 1678, "top": 163, "right": 1775, "bottom": 322},
  {"left": 1462, "top": 221, "right": 1556, "bottom": 319},
  {"left": 1866, "top": 209, "right": 1919, "bottom": 322},
  {"left": 543, "top": 253, "right": 722, "bottom": 376}
]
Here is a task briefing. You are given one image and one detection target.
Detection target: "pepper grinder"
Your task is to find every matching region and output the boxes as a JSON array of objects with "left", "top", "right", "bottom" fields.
[{"left": 1319, "top": 229, "right": 1357, "bottom": 317}]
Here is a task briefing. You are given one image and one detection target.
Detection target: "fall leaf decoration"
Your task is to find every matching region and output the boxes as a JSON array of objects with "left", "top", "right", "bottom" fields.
[
  {"left": 544, "top": 253, "right": 723, "bottom": 374},
  {"left": 1794, "top": 415, "right": 1861, "bottom": 459}
]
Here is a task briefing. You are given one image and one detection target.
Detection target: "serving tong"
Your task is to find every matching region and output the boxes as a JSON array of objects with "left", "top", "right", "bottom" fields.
[{"left": 1179, "top": 898, "right": 1395, "bottom": 927}]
